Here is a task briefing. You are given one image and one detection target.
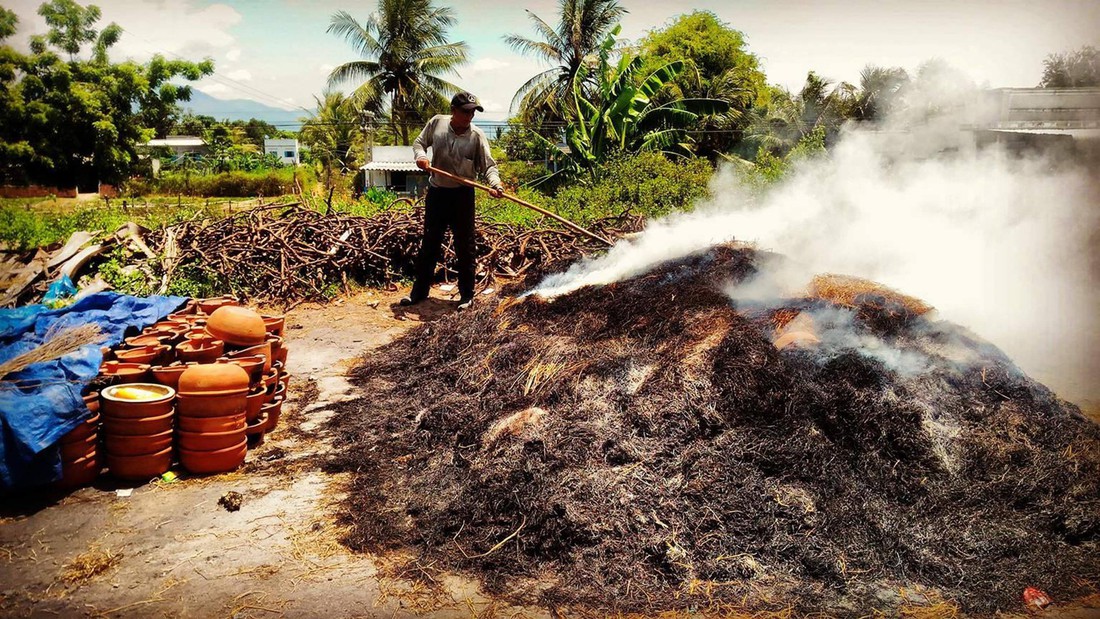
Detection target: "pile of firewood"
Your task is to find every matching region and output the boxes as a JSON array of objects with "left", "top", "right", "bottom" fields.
[{"left": 149, "top": 202, "right": 643, "bottom": 302}]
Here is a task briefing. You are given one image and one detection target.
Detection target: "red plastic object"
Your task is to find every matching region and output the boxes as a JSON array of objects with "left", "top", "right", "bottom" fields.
[{"left": 1023, "top": 587, "right": 1051, "bottom": 610}]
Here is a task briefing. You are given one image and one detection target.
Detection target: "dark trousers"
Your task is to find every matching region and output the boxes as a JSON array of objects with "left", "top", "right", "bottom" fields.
[{"left": 410, "top": 185, "right": 476, "bottom": 300}]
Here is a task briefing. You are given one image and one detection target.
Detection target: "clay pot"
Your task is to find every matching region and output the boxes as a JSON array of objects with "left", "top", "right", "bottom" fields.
[
  {"left": 176, "top": 338, "right": 224, "bottom": 364},
  {"left": 60, "top": 432, "right": 97, "bottom": 460},
  {"left": 176, "top": 363, "right": 249, "bottom": 418},
  {"left": 246, "top": 414, "right": 267, "bottom": 447},
  {"left": 196, "top": 296, "right": 239, "bottom": 315},
  {"left": 100, "top": 383, "right": 175, "bottom": 419},
  {"left": 226, "top": 355, "right": 265, "bottom": 385},
  {"left": 265, "top": 335, "right": 283, "bottom": 362},
  {"left": 115, "top": 344, "right": 171, "bottom": 366},
  {"left": 104, "top": 429, "right": 173, "bottom": 457},
  {"left": 179, "top": 439, "right": 247, "bottom": 475},
  {"left": 62, "top": 413, "right": 100, "bottom": 445},
  {"left": 278, "top": 372, "right": 290, "bottom": 391},
  {"left": 99, "top": 361, "right": 152, "bottom": 384},
  {"left": 83, "top": 392, "right": 100, "bottom": 413},
  {"left": 57, "top": 453, "right": 100, "bottom": 489},
  {"left": 227, "top": 342, "right": 271, "bottom": 374},
  {"left": 102, "top": 410, "right": 175, "bottom": 436},
  {"left": 260, "top": 395, "right": 284, "bottom": 433},
  {"left": 245, "top": 387, "right": 266, "bottom": 423},
  {"left": 177, "top": 427, "right": 246, "bottom": 452},
  {"left": 274, "top": 344, "right": 288, "bottom": 365},
  {"left": 124, "top": 333, "right": 173, "bottom": 348},
  {"left": 205, "top": 306, "right": 266, "bottom": 347},
  {"left": 261, "top": 368, "right": 279, "bottom": 391},
  {"left": 177, "top": 413, "right": 246, "bottom": 434},
  {"left": 261, "top": 315, "right": 285, "bottom": 336},
  {"left": 150, "top": 363, "right": 193, "bottom": 390},
  {"left": 167, "top": 311, "right": 198, "bottom": 323},
  {"left": 266, "top": 380, "right": 286, "bottom": 403},
  {"left": 106, "top": 447, "right": 173, "bottom": 481}
]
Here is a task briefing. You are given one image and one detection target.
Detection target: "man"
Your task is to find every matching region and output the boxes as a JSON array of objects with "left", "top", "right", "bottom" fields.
[{"left": 401, "top": 91, "right": 504, "bottom": 310}]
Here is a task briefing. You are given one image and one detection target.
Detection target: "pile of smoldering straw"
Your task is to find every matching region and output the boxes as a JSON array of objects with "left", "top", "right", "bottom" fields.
[{"left": 327, "top": 244, "right": 1100, "bottom": 614}]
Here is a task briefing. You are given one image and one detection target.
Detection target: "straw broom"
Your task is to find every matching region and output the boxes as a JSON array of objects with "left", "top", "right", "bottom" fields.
[{"left": 0, "top": 323, "right": 106, "bottom": 379}]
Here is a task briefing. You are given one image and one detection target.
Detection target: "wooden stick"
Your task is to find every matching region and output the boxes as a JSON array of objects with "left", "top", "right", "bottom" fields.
[{"left": 424, "top": 165, "right": 614, "bottom": 247}]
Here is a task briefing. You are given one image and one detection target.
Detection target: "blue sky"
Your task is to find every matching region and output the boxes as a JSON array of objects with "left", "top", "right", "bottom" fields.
[{"left": 7, "top": 0, "right": 1100, "bottom": 121}]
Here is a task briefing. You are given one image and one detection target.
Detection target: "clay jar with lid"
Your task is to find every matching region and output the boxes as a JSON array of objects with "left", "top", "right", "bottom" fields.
[
  {"left": 196, "top": 296, "right": 239, "bottom": 315},
  {"left": 176, "top": 362, "right": 249, "bottom": 418},
  {"left": 176, "top": 337, "right": 224, "bottom": 364},
  {"left": 99, "top": 361, "right": 151, "bottom": 385},
  {"left": 204, "top": 306, "right": 266, "bottom": 347}
]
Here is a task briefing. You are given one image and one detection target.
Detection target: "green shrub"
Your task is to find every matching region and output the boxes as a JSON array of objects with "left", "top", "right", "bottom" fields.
[{"left": 155, "top": 167, "right": 316, "bottom": 197}]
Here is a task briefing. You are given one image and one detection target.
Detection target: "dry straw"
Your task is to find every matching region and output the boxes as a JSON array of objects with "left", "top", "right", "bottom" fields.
[{"left": 0, "top": 323, "right": 105, "bottom": 379}]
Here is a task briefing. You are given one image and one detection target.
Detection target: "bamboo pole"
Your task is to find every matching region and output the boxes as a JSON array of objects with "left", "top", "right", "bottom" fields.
[{"left": 424, "top": 165, "right": 614, "bottom": 247}]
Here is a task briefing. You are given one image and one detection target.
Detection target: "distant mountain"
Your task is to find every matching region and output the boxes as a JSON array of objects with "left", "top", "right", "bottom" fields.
[{"left": 180, "top": 90, "right": 305, "bottom": 128}]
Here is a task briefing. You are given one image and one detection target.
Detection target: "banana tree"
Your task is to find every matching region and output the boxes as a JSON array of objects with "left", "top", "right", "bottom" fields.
[{"left": 537, "top": 25, "right": 729, "bottom": 178}]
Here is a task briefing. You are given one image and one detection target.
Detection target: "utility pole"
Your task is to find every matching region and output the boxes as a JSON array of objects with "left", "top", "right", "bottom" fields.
[{"left": 359, "top": 108, "right": 375, "bottom": 196}]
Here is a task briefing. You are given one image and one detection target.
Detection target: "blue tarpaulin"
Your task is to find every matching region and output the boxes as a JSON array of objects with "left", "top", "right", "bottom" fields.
[{"left": 0, "top": 292, "right": 186, "bottom": 491}]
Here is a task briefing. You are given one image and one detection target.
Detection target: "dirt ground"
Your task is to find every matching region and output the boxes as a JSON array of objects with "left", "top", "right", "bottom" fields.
[
  {"left": 0, "top": 287, "right": 546, "bottom": 619},
  {"left": 1, "top": 286, "right": 1098, "bottom": 618}
]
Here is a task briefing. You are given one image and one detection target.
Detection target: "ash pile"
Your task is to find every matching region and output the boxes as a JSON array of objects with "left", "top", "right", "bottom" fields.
[{"left": 328, "top": 244, "right": 1100, "bottom": 614}]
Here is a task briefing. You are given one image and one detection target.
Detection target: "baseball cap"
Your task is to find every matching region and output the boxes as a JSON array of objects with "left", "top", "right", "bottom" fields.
[{"left": 451, "top": 91, "right": 484, "bottom": 112}]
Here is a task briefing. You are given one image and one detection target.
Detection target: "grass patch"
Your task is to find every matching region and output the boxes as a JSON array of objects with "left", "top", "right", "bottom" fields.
[{"left": 60, "top": 545, "right": 121, "bottom": 587}]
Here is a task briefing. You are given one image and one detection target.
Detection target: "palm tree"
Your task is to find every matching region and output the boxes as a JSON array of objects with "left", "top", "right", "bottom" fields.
[
  {"left": 503, "top": 0, "right": 626, "bottom": 124},
  {"left": 327, "top": 0, "right": 469, "bottom": 145},
  {"left": 299, "top": 91, "right": 362, "bottom": 188},
  {"left": 852, "top": 65, "right": 909, "bottom": 121}
]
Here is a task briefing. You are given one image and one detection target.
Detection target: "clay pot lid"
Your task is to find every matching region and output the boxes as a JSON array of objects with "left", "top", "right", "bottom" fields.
[
  {"left": 101, "top": 383, "right": 175, "bottom": 403},
  {"left": 177, "top": 338, "right": 222, "bottom": 353},
  {"left": 151, "top": 362, "right": 192, "bottom": 375},
  {"left": 178, "top": 362, "right": 250, "bottom": 396},
  {"left": 100, "top": 361, "right": 151, "bottom": 375},
  {"left": 205, "top": 306, "right": 266, "bottom": 347}
]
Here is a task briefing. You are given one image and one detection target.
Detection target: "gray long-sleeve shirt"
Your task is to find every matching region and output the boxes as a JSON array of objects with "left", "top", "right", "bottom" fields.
[{"left": 412, "top": 115, "right": 502, "bottom": 190}]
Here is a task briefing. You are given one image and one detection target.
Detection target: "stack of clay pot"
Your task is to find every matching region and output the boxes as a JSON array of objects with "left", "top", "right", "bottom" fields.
[
  {"left": 57, "top": 393, "right": 102, "bottom": 488},
  {"left": 176, "top": 362, "right": 250, "bottom": 474},
  {"left": 100, "top": 383, "right": 176, "bottom": 481}
]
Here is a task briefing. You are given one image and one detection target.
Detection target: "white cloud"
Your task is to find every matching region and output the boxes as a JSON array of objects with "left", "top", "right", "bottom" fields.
[
  {"left": 226, "top": 69, "right": 253, "bottom": 81},
  {"left": 197, "top": 83, "right": 231, "bottom": 96},
  {"left": 467, "top": 57, "right": 510, "bottom": 74},
  {"left": 227, "top": 48, "right": 242, "bottom": 62}
]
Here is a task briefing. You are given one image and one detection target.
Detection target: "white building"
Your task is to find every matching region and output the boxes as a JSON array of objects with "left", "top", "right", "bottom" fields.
[
  {"left": 361, "top": 145, "right": 429, "bottom": 195},
  {"left": 264, "top": 138, "right": 300, "bottom": 165}
]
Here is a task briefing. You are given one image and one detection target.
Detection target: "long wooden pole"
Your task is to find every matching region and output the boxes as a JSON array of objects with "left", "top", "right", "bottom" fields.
[{"left": 424, "top": 165, "right": 614, "bottom": 247}]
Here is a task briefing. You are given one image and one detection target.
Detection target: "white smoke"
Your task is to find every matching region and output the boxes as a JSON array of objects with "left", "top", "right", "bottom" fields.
[{"left": 530, "top": 73, "right": 1100, "bottom": 405}]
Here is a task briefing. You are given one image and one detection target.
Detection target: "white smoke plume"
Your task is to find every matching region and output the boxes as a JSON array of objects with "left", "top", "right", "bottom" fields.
[{"left": 531, "top": 71, "right": 1100, "bottom": 406}]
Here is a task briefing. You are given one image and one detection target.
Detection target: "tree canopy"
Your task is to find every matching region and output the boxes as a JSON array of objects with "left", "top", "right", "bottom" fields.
[
  {"left": 1040, "top": 45, "right": 1100, "bottom": 88},
  {"left": 0, "top": 1, "right": 213, "bottom": 187}
]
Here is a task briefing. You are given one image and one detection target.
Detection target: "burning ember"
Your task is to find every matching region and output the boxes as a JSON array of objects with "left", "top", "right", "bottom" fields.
[{"left": 327, "top": 244, "right": 1100, "bottom": 614}]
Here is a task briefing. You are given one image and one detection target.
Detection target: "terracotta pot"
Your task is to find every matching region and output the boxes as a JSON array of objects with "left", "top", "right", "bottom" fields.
[
  {"left": 245, "top": 387, "right": 266, "bottom": 423},
  {"left": 275, "top": 344, "right": 288, "bottom": 365},
  {"left": 167, "top": 311, "right": 199, "bottom": 323},
  {"left": 177, "top": 413, "right": 246, "bottom": 434},
  {"left": 150, "top": 363, "right": 193, "bottom": 390},
  {"left": 265, "top": 379, "right": 286, "bottom": 402},
  {"left": 278, "top": 372, "right": 290, "bottom": 390},
  {"left": 227, "top": 342, "right": 271, "bottom": 374},
  {"left": 83, "top": 392, "right": 100, "bottom": 413},
  {"left": 115, "top": 344, "right": 171, "bottom": 365},
  {"left": 196, "top": 296, "right": 239, "bottom": 315},
  {"left": 177, "top": 427, "right": 246, "bottom": 452},
  {"left": 226, "top": 355, "right": 265, "bottom": 385},
  {"left": 106, "top": 447, "right": 173, "bottom": 481},
  {"left": 179, "top": 439, "right": 247, "bottom": 475},
  {"left": 124, "top": 333, "right": 172, "bottom": 348},
  {"left": 176, "top": 338, "right": 224, "bottom": 364},
  {"left": 102, "top": 410, "right": 175, "bottom": 436},
  {"left": 246, "top": 413, "right": 267, "bottom": 437},
  {"left": 176, "top": 393, "right": 248, "bottom": 418},
  {"left": 57, "top": 453, "right": 100, "bottom": 489},
  {"left": 260, "top": 395, "right": 284, "bottom": 433},
  {"left": 104, "top": 428, "right": 174, "bottom": 457},
  {"left": 205, "top": 306, "right": 266, "bottom": 347},
  {"left": 261, "top": 368, "right": 279, "bottom": 391},
  {"left": 62, "top": 412, "right": 100, "bottom": 445},
  {"left": 100, "top": 383, "right": 175, "bottom": 419},
  {"left": 261, "top": 315, "right": 285, "bottom": 336},
  {"left": 99, "top": 361, "right": 152, "bottom": 384},
  {"left": 265, "top": 335, "right": 283, "bottom": 362},
  {"left": 60, "top": 432, "right": 97, "bottom": 461}
]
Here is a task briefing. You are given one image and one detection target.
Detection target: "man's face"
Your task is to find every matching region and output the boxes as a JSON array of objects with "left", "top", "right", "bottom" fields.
[{"left": 451, "top": 106, "right": 475, "bottom": 130}]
